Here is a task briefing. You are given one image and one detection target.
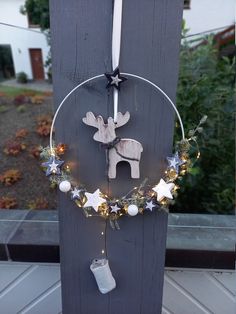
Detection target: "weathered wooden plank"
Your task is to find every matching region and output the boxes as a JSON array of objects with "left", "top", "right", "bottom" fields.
[
  {"left": 50, "top": 0, "right": 183, "bottom": 313},
  {"left": 106, "top": 211, "right": 168, "bottom": 314}
]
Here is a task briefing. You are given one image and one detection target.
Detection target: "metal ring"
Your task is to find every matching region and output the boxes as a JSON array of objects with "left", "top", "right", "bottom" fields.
[{"left": 49, "top": 73, "right": 185, "bottom": 153}]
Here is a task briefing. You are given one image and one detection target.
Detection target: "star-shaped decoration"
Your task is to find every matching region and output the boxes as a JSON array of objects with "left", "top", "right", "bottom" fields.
[
  {"left": 152, "top": 179, "right": 175, "bottom": 202},
  {"left": 110, "top": 204, "right": 121, "bottom": 214},
  {"left": 84, "top": 189, "right": 106, "bottom": 212},
  {"left": 104, "top": 67, "right": 127, "bottom": 90},
  {"left": 41, "top": 156, "right": 64, "bottom": 176},
  {"left": 166, "top": 152, "right": 185, "bottom": 173},
  {"left": 71, "top": 187, "right": 83, "bottom": 200},
  {"left": 145, "top": 199, "right": 158, "bottom": 212}
]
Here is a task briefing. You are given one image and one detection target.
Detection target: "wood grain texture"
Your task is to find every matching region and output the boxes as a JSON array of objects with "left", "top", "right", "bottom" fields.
[{"left": 50, "top": 0, "right": 183, "bottom": 313}]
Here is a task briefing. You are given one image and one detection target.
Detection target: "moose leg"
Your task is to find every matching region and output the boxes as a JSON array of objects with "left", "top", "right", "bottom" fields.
[
  {"left": 130, "top": 160, "right": 140, "bottom": 179},
  {"left": 108, "top": 150, "right": 119, "bottom": 179}
]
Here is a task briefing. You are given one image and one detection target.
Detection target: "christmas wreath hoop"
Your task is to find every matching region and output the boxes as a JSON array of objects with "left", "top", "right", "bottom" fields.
[{"left": 41, "top": 72, "right": 206, "bottom": 229}]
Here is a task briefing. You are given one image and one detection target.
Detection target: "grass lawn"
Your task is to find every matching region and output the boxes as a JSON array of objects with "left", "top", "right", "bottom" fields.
[{"left": 0, "top": 85, "right": 44, "bottom": 97}]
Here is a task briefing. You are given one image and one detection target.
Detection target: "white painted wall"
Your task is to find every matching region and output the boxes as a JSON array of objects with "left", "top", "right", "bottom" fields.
[
  {"left": 183, "top": 0, "right": 235, "bottom": 35},
  {"left": 0, "top": 0, "right": 50, "bottom": 79}
]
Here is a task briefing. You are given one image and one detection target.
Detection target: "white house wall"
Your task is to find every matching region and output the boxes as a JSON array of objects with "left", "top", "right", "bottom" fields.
[
  {"left": 183, "top": 0, "right": 235, "bottom": 35},
  {"left": 0, "top": 0, "right": 49, "bottom": 79}
]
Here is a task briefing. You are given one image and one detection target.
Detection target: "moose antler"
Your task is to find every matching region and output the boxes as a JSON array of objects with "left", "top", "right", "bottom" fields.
[
  {"left": 115, "top": 111, "right": 130, "bottom": 128},
  {"left": 82, "top": 112, "right": 104, "bottom": 128}
]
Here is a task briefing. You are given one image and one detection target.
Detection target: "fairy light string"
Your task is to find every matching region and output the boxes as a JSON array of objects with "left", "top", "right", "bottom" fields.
[
  {"left": 41, "top": 0, "right": 206, "bottom": 229},
  {"left": 41, "top": 70, "right": 206, "bottom": 229}
]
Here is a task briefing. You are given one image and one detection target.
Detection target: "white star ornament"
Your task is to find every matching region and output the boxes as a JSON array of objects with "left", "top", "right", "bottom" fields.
[
  {"left": 84, "top": 189, "right": 106, "bottom": 212},
  {"left": 152, "top": 179, "right": 174, "bottom": 202},
  {"left": 110, "top": 204, "right": 121, "bottom": 214}
]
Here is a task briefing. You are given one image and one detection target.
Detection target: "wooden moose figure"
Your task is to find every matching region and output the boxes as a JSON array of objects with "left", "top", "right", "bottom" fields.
[{"left": 83, "top": 111, "right": 143, "bottom": 179}]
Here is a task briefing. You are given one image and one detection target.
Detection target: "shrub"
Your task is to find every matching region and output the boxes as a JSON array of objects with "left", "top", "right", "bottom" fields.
[
  {"left": 0, "top": 169, "right": 22, "bottom": 186},
  {"left": 29, "top": 145, "right": 41, "bottom": 158},
  {"left": 16, "top": 105, "right": 27, "bottom": 113},
  {"left": 14, "top": 94, "right": 26, "bottom": 106},
  {"left": 0, "top": 196, "right": 18, "bottom": 209},
  {"left": 36, "top": 114, "right": 52, "bottom": 137},
  {"left": 30, "top": 95, "right": 45, "bottom": 105},
  {"left": 3, "top": 139, "right": 26, "bottom": 156},
  {"left": 15, "top": 128, "right": 28, "bottom": 139},
  {"left": 27, "top": 197, "right": 49, "bottom": 209},
  {"left": 173, "top": 36, "right": 235, "bottom": 214},
  {"left": 16, "top": 72, "right": 28, "bottom": 83},
  {"left": 0, "top": 105, "right": 8, "bottom": 113}
]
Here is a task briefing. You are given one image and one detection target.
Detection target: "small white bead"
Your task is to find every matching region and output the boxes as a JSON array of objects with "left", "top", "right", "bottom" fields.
[
  {"left": 127, "top": 204, "right": 139, "bottom": 216},
  {"left": 59, "top": 180, "right": 71, "bottom": 193}
]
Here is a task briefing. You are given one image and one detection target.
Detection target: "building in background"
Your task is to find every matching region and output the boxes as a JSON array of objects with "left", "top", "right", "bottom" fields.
[
  {"left": 183, "top": 0, "right": 235, "bottom": 57},
  {"left": 0, "top": 0, "right": 49, "bottom": 81},
  {"left": 0, "top": 0, "right": 234, "bottom": 82},
  {"left": 183, "top": 0, "right": 235, "bottom": 35}
]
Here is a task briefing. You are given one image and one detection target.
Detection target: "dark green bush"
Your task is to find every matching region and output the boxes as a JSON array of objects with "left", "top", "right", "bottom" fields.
[
  {"left": 16, "top": 72, "right": 28, "bottom": 84},
  {"left": 172, "top": 37, "right": 235, "bottom": 214}
]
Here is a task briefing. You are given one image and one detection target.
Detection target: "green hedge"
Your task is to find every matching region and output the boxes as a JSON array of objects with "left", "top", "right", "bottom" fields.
[{"left": 172, "top": 37, "right": 235, "bottom": 214}]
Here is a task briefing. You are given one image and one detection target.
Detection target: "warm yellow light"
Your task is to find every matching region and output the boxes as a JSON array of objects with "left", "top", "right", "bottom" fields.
[{"left": 174, "top": 185, "right": 179, "bottom": 191}]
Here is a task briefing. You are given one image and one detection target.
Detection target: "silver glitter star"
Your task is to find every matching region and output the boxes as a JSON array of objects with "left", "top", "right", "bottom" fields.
[
  {"left": 111, "top": 75, "right": 122, "bottom": 86},
  {"left": 71, "top": 188, "right": 82, "bottom": 200},
  {"left": 145, "top": 200, "right": 156, "bottom": 211},
  {"left": 166, "top": 152, "right": 185, "bottom": 173},
  {"left": 41, "top": 156, "right": 64, "bottom": 176},
  {"left": 105, "top": 67, "right": 127, "bottom": 90},
  {"left": 110, "top": 204, "right": 121, "bottom": 214}
]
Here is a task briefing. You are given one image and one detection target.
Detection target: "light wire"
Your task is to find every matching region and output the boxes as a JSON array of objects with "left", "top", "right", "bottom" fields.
[{"left": 49, "top": 73, "right": 185, "bottom": 154}]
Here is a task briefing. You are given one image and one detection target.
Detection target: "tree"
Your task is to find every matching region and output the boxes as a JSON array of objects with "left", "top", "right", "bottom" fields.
[
  {"left": 20, "top": 0, "right": 49, "bottom": 30},
  {"left": 172, "top": 35, "right": 235, "bottom": 214}
]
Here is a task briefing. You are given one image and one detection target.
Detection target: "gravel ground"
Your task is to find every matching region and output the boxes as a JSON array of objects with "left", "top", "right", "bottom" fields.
[{"left": 0, "top": 96, "right": 57, "bottom": 209}]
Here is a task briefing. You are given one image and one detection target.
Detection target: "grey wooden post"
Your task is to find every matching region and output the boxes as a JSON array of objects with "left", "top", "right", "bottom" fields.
[{"left": 50, "top": 1, "right": 183, "bottom": 313}]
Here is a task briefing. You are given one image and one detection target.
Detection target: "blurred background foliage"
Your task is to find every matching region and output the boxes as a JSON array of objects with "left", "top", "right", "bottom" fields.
[
  {"left": 20, "top": 0, "right": 50, "bottom": 30},
  {"left": 172, "top": 29, "right": 235, "bottom": 214}
]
